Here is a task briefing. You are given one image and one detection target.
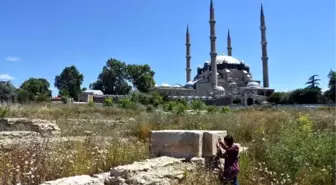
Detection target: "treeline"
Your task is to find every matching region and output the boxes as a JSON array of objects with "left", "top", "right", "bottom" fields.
[
  {"left": 0, "top": 56, "right": 335, "bottom": 105},
  {"left": 0, "top": 58, "right": 156, "bottom": 103},
  {"left": 267, "top": 71, "right": 336, "bottom": 104}
]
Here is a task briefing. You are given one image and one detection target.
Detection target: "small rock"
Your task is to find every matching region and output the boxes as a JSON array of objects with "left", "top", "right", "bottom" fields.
[
  {"left": 190, "top": 157, "right": 205, "bottom": 166},
  {"left": 84, "top": 130, "right": 93, "bottom": 136}
]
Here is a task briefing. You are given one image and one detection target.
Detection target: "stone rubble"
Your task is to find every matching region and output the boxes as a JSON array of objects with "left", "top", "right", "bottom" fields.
[
  {"left": 0, "top": 118, "right": 61, "bottom": 136},
  {"left": 107, "top": 156, "right": 196, "bottom": 185},
  {"left": 39, "top": 157, "right": 199, "bottom": 185},
  {"left": 38, "top": 148, "right": 248, "bottom": 185}
]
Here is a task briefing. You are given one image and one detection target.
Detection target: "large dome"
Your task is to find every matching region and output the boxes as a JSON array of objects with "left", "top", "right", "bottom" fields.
[{"left": 216, "top": 55, "right": 242, "bottom": 65}]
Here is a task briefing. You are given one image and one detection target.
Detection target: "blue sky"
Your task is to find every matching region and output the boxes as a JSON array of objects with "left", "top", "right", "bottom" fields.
[{"left": 0, "top": 0, "right": 335, "bottom": 96}]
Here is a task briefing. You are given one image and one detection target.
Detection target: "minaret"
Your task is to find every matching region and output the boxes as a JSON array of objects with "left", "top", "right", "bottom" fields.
[
  {"left": 209, "top": 0, "right": 218, "bottom": 87},
  {"left": 260, "top": 3, "right": 269, "bottom": 87},
  {"left": 227, "top": 30, "right": 232, "bottom": 56},
  {"left": 185, "top": 25, "right": 192, "bottom": 82}
]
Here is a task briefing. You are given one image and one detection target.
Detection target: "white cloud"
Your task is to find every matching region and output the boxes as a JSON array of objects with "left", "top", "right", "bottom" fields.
[
  {"left": 0, "top": 74, "right": 14, "bottom": 81},
  {"left": 5, "top": 56, "right": 22, "bottom": 62}
]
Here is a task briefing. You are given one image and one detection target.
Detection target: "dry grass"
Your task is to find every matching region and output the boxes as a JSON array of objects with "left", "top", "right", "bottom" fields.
[
  {"left": 0, "top": 137, "right": 148, "bottom": 185},
  {"left": 0, "top": 103, "right": 335, "bottom": 185}
]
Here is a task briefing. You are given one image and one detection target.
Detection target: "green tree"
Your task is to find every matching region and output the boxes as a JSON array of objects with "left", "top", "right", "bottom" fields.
[
  {"left": 126, "top": 64, "right": 155, "bottom": 93},
  {"left": 90, "top": 59, "right": 131, "bottom": 95},
  {"left": 0, "top": 81, "right": 16, "bottom": 103},
  {"left": 267, "top": 92, "right": 288, "bottom": 104},
  {"left": 305, "top": 75, "right": 321, "bottom": 88},
  {"left": 324, "top": 70, "right": 335, "bottom": 102},
  {"left": 20, "top": 78, "right": 51, "bottom": 101},
  {"left": 54, "top": 65, "right": 84, "bottom": 100},
  {"left": 287, "top": 88, "right": 322, "bottom": 104}
]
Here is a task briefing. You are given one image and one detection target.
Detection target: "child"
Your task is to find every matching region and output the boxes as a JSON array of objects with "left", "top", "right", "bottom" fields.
[{"left": 216, "top": 135, "right": 240, "bottom": 185}]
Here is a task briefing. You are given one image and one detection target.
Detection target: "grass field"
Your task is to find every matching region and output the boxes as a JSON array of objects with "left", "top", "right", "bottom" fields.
[{"left": 0, "top": 103, "right": 335, "bottom": 185}]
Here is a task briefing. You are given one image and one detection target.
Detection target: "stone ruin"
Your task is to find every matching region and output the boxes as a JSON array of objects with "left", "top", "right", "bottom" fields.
[
  {"left": 40, "top": 130, "right": 247, "bottom": 185},
  {"left": 0, "top": 118, "right": 61, "bottom": 150}
]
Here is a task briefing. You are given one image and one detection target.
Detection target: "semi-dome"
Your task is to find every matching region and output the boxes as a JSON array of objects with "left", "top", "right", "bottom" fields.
[
  {"left": 161, "top": 83, "right": 171, "bottom": 87},
  {"left": 246, "top": 81, "right": 260, "bottom": 88},
  {"left": 173, "top": 84, "right": 182, "bottom": 88},
  {"left": 216, "top": 55, "right": 242, "bottom": 65},
  {"left": 184, "top": 81, "right": 194, "bottom": 88},
  {"left": 214, "top": 86, "right": 225, "bottom": 91}
]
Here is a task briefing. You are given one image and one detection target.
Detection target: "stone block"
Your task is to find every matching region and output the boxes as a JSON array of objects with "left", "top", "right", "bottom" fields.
[
  {"left": 202, "top": 130, "right": 227, "bottom": 157},
  {"left": 150, "top": 130, "right": 203, "bottom": 158}
]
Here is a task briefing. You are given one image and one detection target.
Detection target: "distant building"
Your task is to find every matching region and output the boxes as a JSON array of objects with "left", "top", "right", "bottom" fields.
[
  {"left": 149, "top": 1, "right": 274, "bottom": 106},
  {"left": 78, "top": 90, "right": 104, "bottom": 102}
]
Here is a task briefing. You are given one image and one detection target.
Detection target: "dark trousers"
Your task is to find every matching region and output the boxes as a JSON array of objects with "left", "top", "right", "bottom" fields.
[{"left": 223, "top": 176, "right": 239, "bottom": 185}]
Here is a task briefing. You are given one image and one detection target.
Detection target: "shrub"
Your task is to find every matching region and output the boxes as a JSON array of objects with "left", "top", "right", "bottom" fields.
[
  {"left": 191, "top": 100, "right": 205, "bottom": 111},
  {"left": 146, "top": 105, "right": 154, "bottom": 113},
  {"left": 61, "top": 96, "right": 69, "bottom": 104},
  {"left": 220, "top": 106, "right": 230, "bottom": 113},
  {"left": 117, "top": 98, "right": 133, "bottom": 109},
  {"left": 87, "top": 100, "right": 95, "bottom": 107},
  {"left": 103, "top": 97, "right": 113, "bottom": 107},
  {"left": 149, "top": 91, "right": 163, "bottom": 107},
  {"left": 174, "top": 103, "right": 187, "bottom": 116},
  {"left": 163, "top": 101, "right": 176, "bottom": 112},
  {"left": 0, "top": 106, "right": 9, "bottom": 118},
  {"left": 267, "top": 92, "right": 288, "bottom": 104},
  {"left": 207, "top": 106, "right": 217, "bottom": 114}
]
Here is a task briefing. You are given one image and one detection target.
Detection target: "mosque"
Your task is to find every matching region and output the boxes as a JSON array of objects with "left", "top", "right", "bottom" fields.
[{"left": 150, "top": 0, "right": 274, "bottom": 106}]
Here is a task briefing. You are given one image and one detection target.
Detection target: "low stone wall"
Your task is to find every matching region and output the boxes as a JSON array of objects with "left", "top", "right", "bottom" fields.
[
  {"left": 150, "top": 130, "right": 227, "bottom": 158},
  {"left": 0, "top": 118, "right": 61, "bottom": 137}
]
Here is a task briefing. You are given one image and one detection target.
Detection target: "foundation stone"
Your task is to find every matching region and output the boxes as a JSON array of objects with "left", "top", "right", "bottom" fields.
[
  {"left": 150, "top": 130, "right": 203, "bottom": 158},
  {"left": 202, "top": 130, "right": 227, "bottom": 156}
]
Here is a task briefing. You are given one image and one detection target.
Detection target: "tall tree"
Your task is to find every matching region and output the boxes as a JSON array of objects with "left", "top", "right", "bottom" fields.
[
  {"left": 305, "top": 74, "right": 321, "bottom": 88},
  {"left": 0, "top": 81, "right": 16, "bottom": 103},
  {"left": 54, "top": 65, "right": 84, "bottom": 100},
  {"left": 127, "top": 64, "right": 155, "bottom": 93},
  {"left": 20, "top": 78, "right": 51, "bottom": 101},
  {"left": 90, "top": 58, "right": 131, "bottom": 95},
  {"left": 324, "top": 70, "right": 336, "bottom": 102}
]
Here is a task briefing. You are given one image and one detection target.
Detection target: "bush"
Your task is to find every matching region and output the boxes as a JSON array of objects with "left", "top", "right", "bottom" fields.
[
  {"left": 146, "top": 105, "right": 154, "bottom": 113},
  {"left": 103, "top": 97, "right": 113, "bottom": 107},
  {"left": 87, "top": 100, "right": 95, "bottom": 107},
  {"left": 191, "top": 100, "right": 205, "bottom": 111},
  {"left": 61, "top": 96, "right": 69, "bottom": 104},
  {"left": 163, "top": 101, "right": 176, "bottom": 112},
  {"left": 0, "top": 106, "right": 9, "bottom": 118},
  {"left": 149, "top": 91, "right": 163, "bottom": 107},
  {"left": 220, "top": 106, "right": 230, "bottom": 113},
  {"left": 117, "top": 98, "right": 134, "bottom": 109},
  {"left": 207, "top": 106, "right": 217, "bottom": 114},
  {"left": 267, "top": 92, "right": 288, "bottom": 104},
  {"left": 174, "top": 103, "right": 187, "bottom": 116}
]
